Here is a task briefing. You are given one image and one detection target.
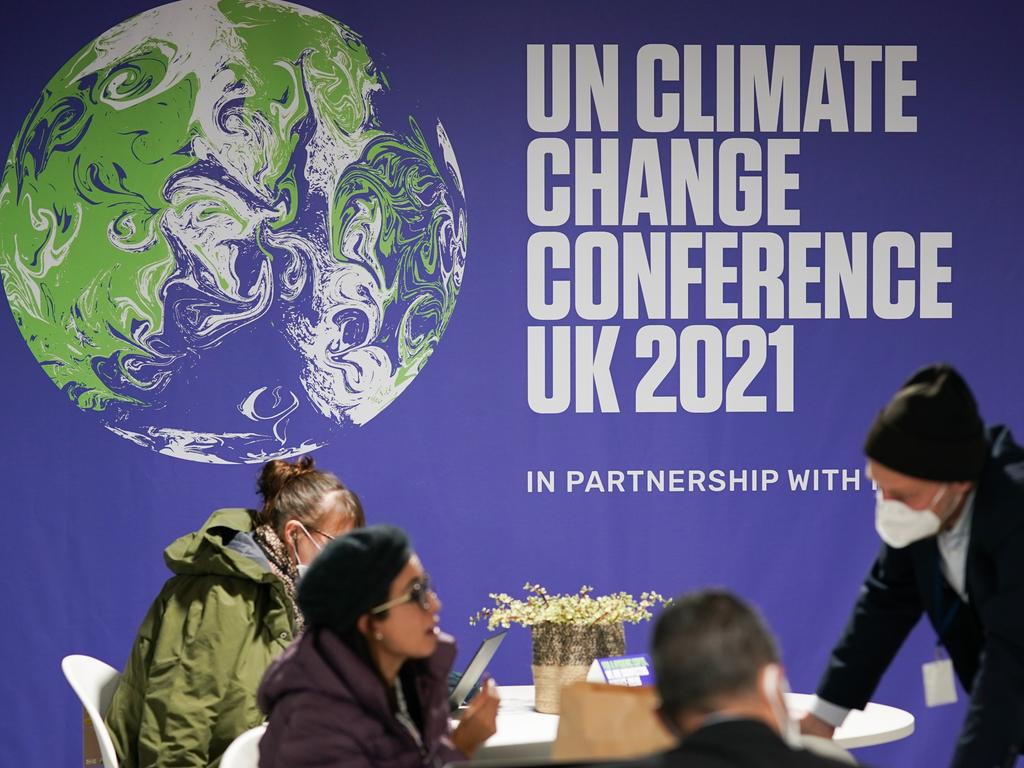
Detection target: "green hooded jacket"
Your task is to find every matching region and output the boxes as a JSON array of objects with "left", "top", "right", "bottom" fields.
[{"left": 105, "top": 508, "right": 296, "bottom": 767}]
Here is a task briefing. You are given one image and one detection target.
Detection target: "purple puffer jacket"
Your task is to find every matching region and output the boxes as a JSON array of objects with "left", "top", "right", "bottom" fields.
[{"left": 257, "top": 628, "right": 466, "bottom": 768}]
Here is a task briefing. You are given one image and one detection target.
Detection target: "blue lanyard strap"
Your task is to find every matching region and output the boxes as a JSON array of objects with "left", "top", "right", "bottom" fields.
[{"left": 933, "top": 551, "right": 960, "bottom": 643}]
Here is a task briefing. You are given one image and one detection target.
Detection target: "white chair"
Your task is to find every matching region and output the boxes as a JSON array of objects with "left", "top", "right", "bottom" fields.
[
  {"left": 220, "top": 724, "right": 267, "bottom": 768},
  {"left": 61, "top": 654, "right": 122, "bottom": 768}
]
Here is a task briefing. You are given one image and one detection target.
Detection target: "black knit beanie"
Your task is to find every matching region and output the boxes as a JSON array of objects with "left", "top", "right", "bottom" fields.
[
  {"left": 863, "top": 363, "right": 987, "bottom": 482},
  {"left": 298, "top": 524, "right": 411, "bottom": 635}
]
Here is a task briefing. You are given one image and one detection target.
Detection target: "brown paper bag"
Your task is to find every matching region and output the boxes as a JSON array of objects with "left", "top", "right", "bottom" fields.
[{"left": 551, "top": 682, "right": 676, "bottom": 761}]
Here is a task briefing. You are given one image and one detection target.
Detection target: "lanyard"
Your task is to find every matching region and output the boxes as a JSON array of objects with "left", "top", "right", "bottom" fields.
[{"left": 933, "top": 551, "right": 960, "bottom": 644}]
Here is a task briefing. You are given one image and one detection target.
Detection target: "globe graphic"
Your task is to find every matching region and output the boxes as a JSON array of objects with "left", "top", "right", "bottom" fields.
[{"left": 0, "top": 0, "right": 467, "bottom": 463}]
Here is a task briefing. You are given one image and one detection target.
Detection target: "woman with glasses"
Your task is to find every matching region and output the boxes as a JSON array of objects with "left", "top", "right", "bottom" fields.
[
  {"left": 106, "top": 456, "right": 364, "bottom": 768},
  {"left": 258, "top": 524, "right": 500, "bottom": 768}
]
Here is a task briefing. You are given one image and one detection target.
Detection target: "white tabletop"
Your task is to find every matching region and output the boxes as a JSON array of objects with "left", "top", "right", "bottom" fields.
[
  {"left": 478, "top": 686, "right": 560, "bottom": 760},
  {"left": 786, "top": 692, "right": 915, "bottom": 750},
  {"left": 477, "top": 685, "right": 915, "bottom": 760}
]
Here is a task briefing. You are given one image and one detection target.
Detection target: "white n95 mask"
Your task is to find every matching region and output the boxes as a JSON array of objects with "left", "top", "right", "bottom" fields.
[
  {"left": 874, "top": 487, "right": 946, "bottom": 548},
  {"left": 762, "top": 664, "right": 801, "bottom": 749}
]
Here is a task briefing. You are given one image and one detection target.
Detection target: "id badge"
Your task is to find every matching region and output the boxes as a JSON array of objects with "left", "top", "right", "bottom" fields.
[{"left": 922, "top": 649, "right": 958, "bottom": 707}]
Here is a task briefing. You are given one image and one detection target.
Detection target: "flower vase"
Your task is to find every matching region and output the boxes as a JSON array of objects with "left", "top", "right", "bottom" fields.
[{"left": 530, "top": 621, "right": 625, "bottom": 714}]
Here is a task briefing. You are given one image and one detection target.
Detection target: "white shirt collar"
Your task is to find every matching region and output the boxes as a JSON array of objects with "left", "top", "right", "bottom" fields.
[{"left": 936, "top": 489, "right": 975, "bottom": 603}]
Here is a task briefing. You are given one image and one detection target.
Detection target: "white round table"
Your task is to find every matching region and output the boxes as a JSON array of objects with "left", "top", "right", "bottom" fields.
[
  {"left": 477, "top": 686, "right": 915, "bottom": 760},
  {"left": 478, "top": 686, "right": 559, "bottom": 760},
  {"left": 786, "top": 692, "right": 915, "bottom": 750}
]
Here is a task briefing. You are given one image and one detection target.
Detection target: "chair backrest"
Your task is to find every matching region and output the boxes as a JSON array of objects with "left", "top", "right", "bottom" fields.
[
  {"left": 61, "top": 654, "right": 122, "bottom": 768},
  {"left": 220, "top": 724, "right": 267, "bottom": 768},
  {"left": 552, "top": 683, "right": 675, "bottom": 761}
]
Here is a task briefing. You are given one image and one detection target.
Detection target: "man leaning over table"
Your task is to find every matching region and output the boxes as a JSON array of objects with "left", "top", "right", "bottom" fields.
[{"left": 801, "top": 363, "right": 1024, "bottom": 768}]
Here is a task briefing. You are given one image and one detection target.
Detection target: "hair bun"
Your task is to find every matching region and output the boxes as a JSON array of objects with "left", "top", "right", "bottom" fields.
[
  {"left": 254, "top": 456, "right": 360, "bottom": 532},
  {"left": 257, "top": 457, "right": 318, "bottom": 502}
]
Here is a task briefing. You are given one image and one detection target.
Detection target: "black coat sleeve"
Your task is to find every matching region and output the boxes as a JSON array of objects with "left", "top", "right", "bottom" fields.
[
  {"left": 949, "top": 534, "right": 1024, "bottom": 767},
  {"left": 815, "top": 542, "right": 923, "bottom": 709}
]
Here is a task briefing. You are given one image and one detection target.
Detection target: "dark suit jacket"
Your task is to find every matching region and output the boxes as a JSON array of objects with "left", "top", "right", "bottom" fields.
[
  {"left": 609, "top": 719, "right": 855, "bottom": 768},
  {"left": 817, "top": 425, "right": 1024, "bottom": 768}
]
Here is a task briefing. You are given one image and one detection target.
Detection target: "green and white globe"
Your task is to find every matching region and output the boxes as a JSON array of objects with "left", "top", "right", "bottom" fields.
[{"left": 0, "top": 0, "right": 467, "bottom": 463}]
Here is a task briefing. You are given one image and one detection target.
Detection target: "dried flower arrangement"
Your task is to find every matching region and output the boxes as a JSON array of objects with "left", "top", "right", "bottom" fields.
[{"left": 470, "top": 583, "right": 670, "bottom": 631}]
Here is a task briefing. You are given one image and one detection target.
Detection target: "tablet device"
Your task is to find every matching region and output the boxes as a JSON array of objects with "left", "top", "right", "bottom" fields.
[{"left": 449, "top": 630, "right": 507, "bottom": 711}]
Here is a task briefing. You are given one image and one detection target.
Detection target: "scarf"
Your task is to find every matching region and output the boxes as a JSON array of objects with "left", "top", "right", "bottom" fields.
[{"left": 253, "top": 523, "right": 304, "bottom": 633}]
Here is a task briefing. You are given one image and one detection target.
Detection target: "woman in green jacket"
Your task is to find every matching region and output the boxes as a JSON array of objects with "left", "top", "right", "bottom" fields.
[{"left": 105, "top": 457, "right": 364, "bottom": 768}]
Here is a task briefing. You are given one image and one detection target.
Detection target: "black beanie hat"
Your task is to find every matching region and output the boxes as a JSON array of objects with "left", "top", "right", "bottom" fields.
[
  {"left": 863, "top": 363, "right": 987, "bottom": 482},
  {"left": 298, "top": 524, "right": 411, "bottom": 635}
]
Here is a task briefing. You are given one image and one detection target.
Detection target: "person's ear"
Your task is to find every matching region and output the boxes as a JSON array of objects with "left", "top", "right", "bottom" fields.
[
  {"left": 759, "top": 663, "right": 780, "bottom": 702},
  {"left": 282, "top": 519, "right": 303, "bottom": 547},
  {"left": 758, "top": 663, "right": 790, "bottom": 734},
  {"left": 356, "top": 614, "right": 370, "bottom": 638}
]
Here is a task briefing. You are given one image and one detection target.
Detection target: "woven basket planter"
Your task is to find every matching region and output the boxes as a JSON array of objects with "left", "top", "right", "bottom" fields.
[{"left": 530, "top": 621, "right": 625, "bottom": 713}]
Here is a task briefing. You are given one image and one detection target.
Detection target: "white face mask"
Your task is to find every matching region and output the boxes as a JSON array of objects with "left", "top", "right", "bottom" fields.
[
  {"left": 874, "top": 485, "right": 949, "bottom": 549},
  {"left": 292, "top": 522, "right": 324, "bottom": 578},
  {"left": 762, "top": 664, "right": 801, "bottom": 748}
]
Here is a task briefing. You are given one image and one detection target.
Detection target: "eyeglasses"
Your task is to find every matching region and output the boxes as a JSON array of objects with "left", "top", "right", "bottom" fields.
[
  {"left": 306, "top": 526, "right": 337, "bottom": 544},
  {"left": 370, "top": 574, "right": 435, "bottom": 615},
  {"left": 294, "top": 523, "right": 336, "bottom": 555}
]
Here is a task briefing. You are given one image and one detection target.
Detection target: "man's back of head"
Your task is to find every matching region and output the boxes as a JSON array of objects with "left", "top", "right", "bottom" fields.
[
  {"left": 647, "top": 590, "right": 858, "bottom": 767},
  {"left": 653, "top": 589, "right": 780, "bottom": 727}
]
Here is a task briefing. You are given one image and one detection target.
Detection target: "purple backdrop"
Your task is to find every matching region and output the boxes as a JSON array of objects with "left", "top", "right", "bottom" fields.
[{"left": 1, "top": 2, "right": 1022, "bottom": 767}]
